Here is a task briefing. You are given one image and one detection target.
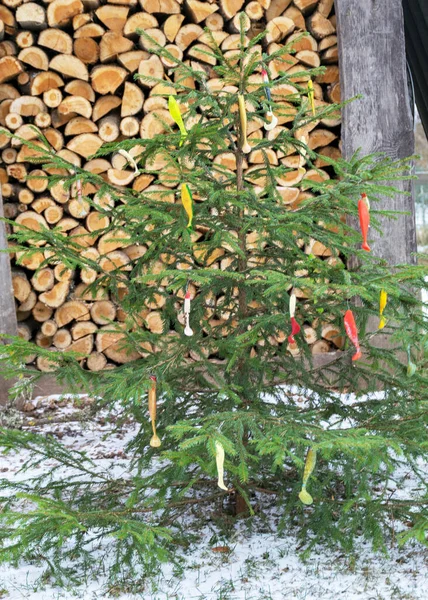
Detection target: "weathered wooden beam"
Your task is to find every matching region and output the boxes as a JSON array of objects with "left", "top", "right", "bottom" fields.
[
  {"left": 335, "top": 0, "right": 417, "bottom": 265},
  {"left": 0, "top": 186, "right": 18, "bottom": 406}
]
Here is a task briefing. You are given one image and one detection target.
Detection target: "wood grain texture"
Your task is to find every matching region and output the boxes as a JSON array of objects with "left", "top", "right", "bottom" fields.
[
  {"left": 335, "top": 0, "right": 417, "bottom": 265},
  {"left": 0, "top": 186, "right": 18, "bottom": 405}
]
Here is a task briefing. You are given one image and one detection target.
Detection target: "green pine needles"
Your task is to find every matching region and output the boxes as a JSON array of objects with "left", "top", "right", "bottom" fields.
[{"left": 0, "top": 22, "right": 427, "bottom": 588}]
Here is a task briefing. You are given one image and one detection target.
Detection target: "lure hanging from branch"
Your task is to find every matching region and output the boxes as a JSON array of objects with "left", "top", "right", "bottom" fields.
[
  {"left": 299, "top": 448, "right": 316, "bottom": 505},
  {"left": 406, "top": 345, "right": 417, "bottom": 377},
  {"left": 344, "top": 309, "right": 362, "bottom": 361},
  {"left": 238, "top": 94, "right": 252, "bottom": 154},
  {"left": 118, "top": 149, "right": 139, "bottom": 175},
  {"left": 307, "top": 79, "right": 316, "bottom": 117},
  {"left": 183, "top": 286, "right": 194, "bottom": 337},
  {"left": 215, "top": 441, "right": 228, "bottom": 491},
  {"left": 148, "top": 375, "right": 161, "bottom": 448},
  {"left": 168, "top": 95, "right": 187, "bottom": 146},
  {"left": 378, "top": 289, "right": 388, "bottom": 330},
  {"left": 181, "top": 183, "right": 193, "bottom": 229},
  {"left": 288, "top": 293, "right": 301, "bottom": 344},
  {"left": 261, "top": 69, "right": 278, "bottom": 131},
  {"left": 358, "top": 193, "right": 371, "bottom": 252}
]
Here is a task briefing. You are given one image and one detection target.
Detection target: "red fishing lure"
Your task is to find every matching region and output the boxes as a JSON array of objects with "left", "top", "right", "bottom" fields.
[
  {"left": 344, "top": 309, "right": 362, "bottom": 361},
  {"left": 358, "top": 193, "right": 371, "bottom": 251},
  {"left": 288, "top": 293, "right": 301, "bottom": 344},
  {"left": 288, "top": 317, "right": 301, "bottom": 344}
]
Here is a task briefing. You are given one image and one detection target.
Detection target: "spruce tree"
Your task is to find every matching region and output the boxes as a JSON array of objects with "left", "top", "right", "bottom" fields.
[{"left": 0, "top": 24, "right": 427, "bottom": 586}]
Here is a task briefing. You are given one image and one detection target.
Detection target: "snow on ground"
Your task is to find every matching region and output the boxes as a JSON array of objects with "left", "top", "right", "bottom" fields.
[{"left": 0, "top": 395, "right": 427, "bottom": 600}]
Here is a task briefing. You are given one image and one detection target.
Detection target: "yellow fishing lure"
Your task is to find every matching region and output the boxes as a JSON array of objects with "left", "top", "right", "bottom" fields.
[
  {"left": 307, "top": 80, "right": 316, "bottom": 117},
  {"left": 168, "top": 95, "right": 187, "bottom": 145},
  {"left": 148, "top": 376, "right": 161, "bottom": 448},
  {"left": 378, "top": 289, "right": 387, "bottom": 329},
  {"left": 299, "top": 448, "right": 316, "bottom": 505},
  {"left": 181, "top": 183, "right": 193, "bottom": 228},
  {"left": 215, "top": 441, "right": 228, "bottom": 491},
  {"left": 238, "top": 94, "right": 251, "bottom": 154}
]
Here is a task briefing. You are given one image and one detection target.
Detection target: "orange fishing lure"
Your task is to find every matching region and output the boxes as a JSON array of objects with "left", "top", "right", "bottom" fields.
[
  {"left": 358, "top": 193, "right": 371, "bottom": 251},
  {"left": 344, "top": 309, "right": 362, "bottom": 361}
]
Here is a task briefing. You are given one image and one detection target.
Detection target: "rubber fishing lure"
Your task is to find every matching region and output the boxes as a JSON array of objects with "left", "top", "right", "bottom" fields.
[
  {"left": 183, "top": 288, "right": 194, "bottom": 337},
  {"left": 378, "top": 289, "right": 387, "bottom": 330},
  {"left": 118, "top": 149, "right": 139, "bottom": 175},
  {"left": 215, "top": 441, "right": 228, "bottom": 491},
  {"left": 358, "top": 193, "right": 371, "bottom": 252},
  {"left": 238, "top": 94, "right": 252, "bottom": 154},
  {"left": 261, "top": 69, "right": 278, "bottom": 131},
  {"left": 288, "top": 293, "right": 301, "bottom": 344},
  {"left": 406, "top": 345, "right": 417, "bottom": 377},
  {"left": 307, "top": 79, "right": 316, "bottom": 117},
  {"left": 299, "top": 448, "right": 316, "bottom": 505},
  {"left": 181, "top": 183, "right": 193, "bottom": 228},
  {"left": 344, "top": 309, "right": 362, "bottom": 361},
  {"left": 148, "top": 375, "right": 161, "bottom": 448},
  {"left": 168, "top": 95, "right": 187, "bottom": 145}
]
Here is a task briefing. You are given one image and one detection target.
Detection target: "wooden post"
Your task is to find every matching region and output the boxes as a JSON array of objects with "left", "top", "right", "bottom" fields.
[
  {"left": 0, "top": 186, "right": 18, "bottom": 406},
  {"left": 335, "top": 0, "right": 417, "bottom": 265}
]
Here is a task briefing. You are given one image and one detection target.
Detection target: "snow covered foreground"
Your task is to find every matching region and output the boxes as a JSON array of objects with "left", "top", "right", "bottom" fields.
[{"left": 0, "top": 395, "right": 427, "bottom": 600}]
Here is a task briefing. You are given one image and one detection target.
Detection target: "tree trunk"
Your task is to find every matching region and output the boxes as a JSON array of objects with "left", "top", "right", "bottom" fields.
[
  {"left": 335, "top": 0, "right": 416, "bottom": 265},
  {"left": 0, "top": 187, "right": 18, "bottom": 405}
]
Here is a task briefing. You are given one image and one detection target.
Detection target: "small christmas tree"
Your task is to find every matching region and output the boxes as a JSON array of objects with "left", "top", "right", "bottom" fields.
[{"left": 0, "top": 24, "right": 427, "bottom": 585}]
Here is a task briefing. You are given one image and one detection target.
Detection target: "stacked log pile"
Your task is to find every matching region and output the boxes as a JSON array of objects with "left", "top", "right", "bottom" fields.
[{"left": 0, "top": 0, "right": 343, "bottom": 371}]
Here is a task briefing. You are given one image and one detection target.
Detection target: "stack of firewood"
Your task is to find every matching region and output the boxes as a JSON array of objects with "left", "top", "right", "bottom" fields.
[{"left": 0, "top": 0, "right": 343, "bottom": 371}]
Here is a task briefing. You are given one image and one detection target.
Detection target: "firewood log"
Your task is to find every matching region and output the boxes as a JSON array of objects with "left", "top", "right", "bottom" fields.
[
  {"left": 47, "top": 0, "right": 83, "bottom": 28},
  {"left": 307, "top": 10, "right": 336, "bottom": 39},
  {"left": 95, "top": 5, "right": 129, "bottom": 31},
  {"left": 91, "top": 95, "right": 120, "bottom": 122},
  {"left": 43, "top": 88, "right": 63, "bottom": 108},
  {"left": 36, "top": 354, "right": 57, "bottom": 372},
  {"left": 4, "top": 111, "right": 23, "bottom": 129},
  {"left": 163, "top": 14, "right": 185, "bottom": 41},
  {"left": 74, "top": 38, "right": 100, "bottom": 64},
  {"left": 18, "top": 47, "right": 49, "bottom": 71},
  {"left": 19, "top": 290, "right": 37, "bottom": 312},
  {"left": 53, "top": 327, "right": 72, "bottom": 349},
  {"left": 118, "top": 50, "right": 148, "bottom": 73},
  {"left": 55, "top": 300, "right": 90, "bottom": 327},
  {"left": 0, "top": 56, "right": 23, "bottom": 83},
  {"left": 66, "top": 334, "right": 94, "bottom": 354},
  {"left": 16, "top": 2, "right": 47, "bottom": 30},
  {"left": 30, "top": 71, "right": 64, "bottom": 95},
  {"left": 39, "top": 281, "right": 70, "bottom": 308},
  {"left": 100, "top": 31, "right": 133, "bottom": 63},
  {"left": 73, "top": 23, "right": 105, "bottom": 39},
  {"left": 266, "top": 0, "right": 292, "bottom": 20},
  {"left": 38, "top": 28, "right": 73, "bottom": 54},
  {"left": 31, "top": 268, "right": 55, "bottom": 292},
  {"left": 96, "top": 323, "right": 141, "bottom": 363},
  {"left": 17, "top": 322, "right": 32, "bottom": 342},
  {"left": 120, "top": 116, "right": 139, "bottom": 136},
  {"left": 141, "top": 0, "right": 180, "bottom": 14},
  {"left": 36, "top": 331, "right": 54, "bottom": 349},
  {"left": 90, "top": 300, "right": 117, "bottom": 324},
  {"left": 86, "top": 351, "right": 107, "bottom": 371},
  {"left": 32, "top": 301, "right": 54, "bottom": 322},
  {"left": 71, "top": 321, "right": 97, "bottom": 340},
  {"left": 66, "top": 133, "right": 103, "bottom": 158},
  {"left": 91, "top": 65, "right": 127, "bottom": 94},
  {"left": 50, "top": 54, "right": 89, "bottom": 81},
  {"left": 187, "top": 0, "right": 218, "bottom": 23},
  {"left": 2, "top": 147, "right": 17, "bottom": 164},
  {"left": 12, "top": 271, "right": 31, "bottom": 302},
  {"left": 41, "top": 320, "right": 58, "bottom": 338}
]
